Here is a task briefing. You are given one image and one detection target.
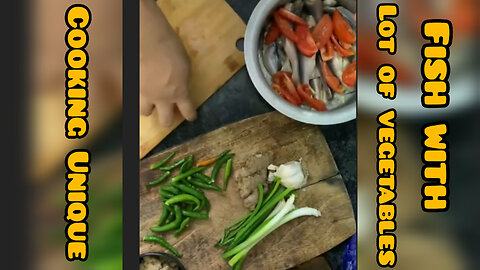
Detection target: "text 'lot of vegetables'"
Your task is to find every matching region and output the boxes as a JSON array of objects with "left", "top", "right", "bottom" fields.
[
  {"left": 143, "top": 150, "right": 234, "bottom": 258},
  {"left": 261, "top": 1, "right": 356, "bottom": 111}
]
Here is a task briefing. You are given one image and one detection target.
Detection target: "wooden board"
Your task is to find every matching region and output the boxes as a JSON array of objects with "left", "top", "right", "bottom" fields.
[
  {"left": 140, "top": 112, "right": 356, "bottom": 269},
  {"left": 140, "top": 0, "right": 246, "bottom": 158}
]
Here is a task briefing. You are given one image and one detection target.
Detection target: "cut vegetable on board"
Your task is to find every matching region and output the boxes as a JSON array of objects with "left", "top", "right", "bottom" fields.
[
  {"left": 217, "top": 161, "right": 322, "bottom": 269},
  {"left": 143, "top": 151, "right": 235, "bottom": 257},
  {"left": 140, "top": 112, "right": 356, "bottom": 270}
]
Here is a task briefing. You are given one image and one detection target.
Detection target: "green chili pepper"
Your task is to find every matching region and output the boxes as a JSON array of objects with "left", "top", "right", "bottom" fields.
[
  {"left": 193, "top": 173, "right": 214, "bottom": 184},
  {"left": 174, "top": 217, "right": 191, "bottom": 237},
  {"left": 165, "top": 194, "right": 201, "bottom": 211},
  {"left": 171, "top": 166, "right": 207, "bottom": 182},
  {"left": 165, "top": 210, "right": 174, "bottom": 224},
  {"left": 159, "top": 190, "right": 175, "bottom": 201},
  {"left": 173, "top": 183, "right": 208, "bottom": 211},
  {"left": 187, "top": 178, "right": 223, "bottom": 192},
  {"left": 150, "top": 152, "right": 175, "bottom": 170},
  {"left": 158, "top": 205, "right": 171, "bottom": 226},
  {"left": 143, "top": 235, "right": 182, "bottom": 258},
  {"left": 180, "top": 179, "right": 194, "bottom": 188},
  {"left": 151, "top": 205, "right": 182, "bottom": 233},
  {"left": 146, "top": 171, "right": 171, "bottom": 187},
  {"left": 160, "top": 185, "right": 180, "bottom": 195},
  {"left": 223, "top": 158, "right": 233, "bottom": 190},
  {"left": 158, "top": 158, "right": 186, "bottom": 171},
  {"left": 180, "top": 155, "right": 194, "bottom": 173},
  {"left": 181, "top": 210, "right": 209, "bottom": 219},
  {"left": 193, "top": 172, "right": 214, "bottom": 184},
  {"left": 217, "top": 149, "right": 231, "bottom": 160},
  {"left": 211, "top": 153, "right": 234, "bottom": 181}
]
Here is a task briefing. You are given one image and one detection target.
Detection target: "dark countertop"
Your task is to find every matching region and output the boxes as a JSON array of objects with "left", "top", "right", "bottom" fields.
[{"left": 147, "top": 1, "right": 357, "bottom": 269}]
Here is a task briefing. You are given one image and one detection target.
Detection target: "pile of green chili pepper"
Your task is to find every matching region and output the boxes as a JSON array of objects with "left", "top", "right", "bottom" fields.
[{"left": 143, "top": 150, "right": 234, "bottom": 258}]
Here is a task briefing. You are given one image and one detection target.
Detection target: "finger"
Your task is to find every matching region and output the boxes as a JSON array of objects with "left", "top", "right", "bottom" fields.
[
  {"left": 176, "top": 98, "right": 197, "bottom": 121},
  {"left": 140, "top": 96, "right": 154, "bottom": 116},
  {"left": 155, "top": 101, "right": 175, "bottom": 127}
]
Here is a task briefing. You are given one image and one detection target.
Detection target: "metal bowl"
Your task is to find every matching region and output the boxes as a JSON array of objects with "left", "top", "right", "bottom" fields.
[
  {"left": 244, "top": 0, "right": 356, "bottom": 125},
  {"left": 139, "top": 252, "right": 186, "bottom": 270}
]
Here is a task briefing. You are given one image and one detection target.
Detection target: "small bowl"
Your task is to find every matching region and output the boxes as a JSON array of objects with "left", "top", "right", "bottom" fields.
[
  {"left": 139, "top": 252, "right": 186, "bottom": 270},
  {"left": 244, "top": 0, "right": 356, "bottom": 125}
]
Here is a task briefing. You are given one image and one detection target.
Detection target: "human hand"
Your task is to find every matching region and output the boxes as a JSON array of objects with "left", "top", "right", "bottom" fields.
[{"left": 140, "top": 0, "right": 197, "bottom": 127}]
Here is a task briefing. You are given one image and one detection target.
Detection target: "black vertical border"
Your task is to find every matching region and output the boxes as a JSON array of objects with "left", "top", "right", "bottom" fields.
[
  {"left": 355, "top": 0, "right": 359, "bottom": 267},
  {"left": 123, "top": 0, "right": 140, "bottom": 269},
  {"left": 3, "top": 0, "right": 29, "bottom": 269}
]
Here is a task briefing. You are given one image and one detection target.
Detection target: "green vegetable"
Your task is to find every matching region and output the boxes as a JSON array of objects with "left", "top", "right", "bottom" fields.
[
  {"left": 223, "top": 195, "right": 295, "bottom": 259},
  {"left": 159, "top": 158, "right": 186, "bottom": 171},
  {"left": 147, "top": 150, "right": 237, "bottom": 261},
  {"left": 221, "top": 184, "right": 264, "bottom": 248},
  {"left": 165, "top": 211, "right": 174, "bottom": 224},
  {"left": 217, "top": 149, "right": 231, "bottom": 160},
  {"left": 193, "top": 172, "right": 214, "bottom": 184},
  {"left": 143, "top": 235, "right": 181, "bottom": 258},
  {"left": 151, "top": 205, "right": 183, "bottom": 233},
  {"left": 174, "top": 217, "right": 191, "bottom": 236},
  {"left": 180, "top": 155, "right": 194, "bottom": 173},
  {"left": 165, "top": 194, "right": 201, "bottom": 211},
  {"left": 187, "top": 178, "right": 223, "bottom": 191},
  {"left": 159, "top": 190, "right": 175, "bottom": 201},
  {"left": 232, "top": 257, "right": 245, "bottom": 270},
  {"left": 224, "top": 214, "right": 251, "bottom": 236},
  {"left": 171, "top": 166, "right": 207, "bottom": 182},
  {"left": 181, "top": 210, "right": 209, "bottom": 219},
  {"left": 173, "top": 183, "right": 209, "bottom": 211},
  {"left": 211, "top": 153, "right": 234, "bottom": 181},
  {"left": 229, "top": 187, "right": 292, "bottom": 249},
  {"left": 158, "top": 205, "right": 171, "bottom": 226},
  {"left": 263, "top": 177, "right": 281, "bottom": 205},
  {"left": 146, "top": 171, "right": 171, "bottom": 187},
  {"left": 223, "top": 158, "right": 233, "bottom": 190},
  {"left": 160, "top": 185, "right": 180, "bottom": 195},
  {"left": 227, "top": 201, "right": 320, "bottom": 266},
  {"left": 150, "top": 152, "right": 175, "bottom": 170}
]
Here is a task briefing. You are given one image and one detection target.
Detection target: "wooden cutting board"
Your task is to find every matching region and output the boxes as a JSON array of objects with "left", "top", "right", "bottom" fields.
[
  {"left": 140, "top": 0, "right": 246, "bottom": 158},
  {"left": 140, "top": 112, "right": 356, "bottom": 269}
]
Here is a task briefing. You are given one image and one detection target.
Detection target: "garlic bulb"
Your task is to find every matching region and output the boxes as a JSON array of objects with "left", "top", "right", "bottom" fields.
[{"left": 274, "top": 161, "right": 306, "bottom": 189}]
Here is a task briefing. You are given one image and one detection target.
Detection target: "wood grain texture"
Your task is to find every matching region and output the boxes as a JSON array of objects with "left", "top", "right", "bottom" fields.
[
  {"left": 140, "top": 0, "right": 246, "bottom": 158},
  {"left": 140, "top": 112, "right": 356, "bottom": 269}
]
